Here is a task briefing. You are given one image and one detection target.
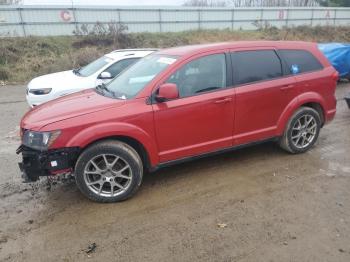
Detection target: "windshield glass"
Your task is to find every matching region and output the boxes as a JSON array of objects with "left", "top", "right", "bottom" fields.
[
  {"left": 77, "top": 56, "right": 112, "bottom": 77},
  {"left": 105, "top": 54, "right": 178, "bottom": 99}
]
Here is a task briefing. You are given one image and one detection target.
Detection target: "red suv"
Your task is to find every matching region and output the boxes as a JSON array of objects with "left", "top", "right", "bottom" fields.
[{"left": 18, "top": 41, "right": 338, "bottom": 202}]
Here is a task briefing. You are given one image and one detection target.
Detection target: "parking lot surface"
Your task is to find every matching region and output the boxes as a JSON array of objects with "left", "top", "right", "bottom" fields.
[{"left": 0, "top": 83, "right": 350, "bottom": 262}]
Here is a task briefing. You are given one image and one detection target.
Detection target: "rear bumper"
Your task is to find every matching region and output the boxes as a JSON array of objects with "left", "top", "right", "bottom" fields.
[
  {"left": 16, "top": 145, "right": 80, "bottom": 182},
  {"left": 325, "top": 108, "right": 337, "bottom": 123}
]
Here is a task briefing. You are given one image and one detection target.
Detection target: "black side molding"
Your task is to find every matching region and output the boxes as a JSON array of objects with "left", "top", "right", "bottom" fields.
[{"left": 150, "top": 137, "right": 279, "bottom": 172}]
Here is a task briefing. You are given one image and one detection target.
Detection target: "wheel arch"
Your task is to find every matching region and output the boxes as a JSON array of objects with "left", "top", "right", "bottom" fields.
[
  {"left": 66, "top": 122, "right": 159, "bottom": 170},
  {"left": 299, "top": 102, "right": 325, "bottom": 126},
  {"left": 277, "top": 92, "right": 327, "bottom": 135},
  {"left": 81, "top": 135, "right": 153, "bottom": 172}
]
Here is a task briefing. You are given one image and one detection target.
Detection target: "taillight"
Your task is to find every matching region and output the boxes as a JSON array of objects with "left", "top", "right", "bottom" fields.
[{"left": 332, "top": 71, "right": 339, "bottom": 82}]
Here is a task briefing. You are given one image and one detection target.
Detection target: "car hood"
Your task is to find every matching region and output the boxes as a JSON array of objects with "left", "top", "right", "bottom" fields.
[
  {"left": 21, "top": 89, "right": 126, "bottom": 130},
  {"left": 28, "top": 70, "right": 93, "bottom": 90}
]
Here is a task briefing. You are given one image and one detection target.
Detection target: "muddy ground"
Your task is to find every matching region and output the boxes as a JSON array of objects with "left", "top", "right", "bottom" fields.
[{"left": 0, "top": 83, "right": 349, "bottom": 262}]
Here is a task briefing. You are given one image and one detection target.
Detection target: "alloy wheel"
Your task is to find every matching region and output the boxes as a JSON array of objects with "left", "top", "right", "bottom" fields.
[
  {"left": 83, "top": 154, "right": 132, "bottom": 197},
  {"left": 291, "top": 114, "right": 317, "bottom": 149}
]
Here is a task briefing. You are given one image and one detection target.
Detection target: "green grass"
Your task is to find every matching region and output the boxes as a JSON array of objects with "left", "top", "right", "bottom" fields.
[{"left": 1, "top": 25, "right": 350, "bottom": 83}]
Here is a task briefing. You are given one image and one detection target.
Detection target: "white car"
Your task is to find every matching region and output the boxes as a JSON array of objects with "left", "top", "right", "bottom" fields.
[{"left": 26, "top": 49, "right": 156, "bottom": 107}]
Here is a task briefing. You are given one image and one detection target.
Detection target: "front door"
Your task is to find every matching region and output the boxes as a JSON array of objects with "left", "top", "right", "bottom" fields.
[{"left": 152, "top": 53, "right": 235, "bottom": 162}]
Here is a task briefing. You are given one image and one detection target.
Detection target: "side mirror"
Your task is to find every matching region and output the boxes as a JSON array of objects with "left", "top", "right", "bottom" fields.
[
  {"left": 156, "top": 83, "right": 179, "bottom": 102},
  {"left": 99, "top": 71, "right": 112, "bottom": 79}
]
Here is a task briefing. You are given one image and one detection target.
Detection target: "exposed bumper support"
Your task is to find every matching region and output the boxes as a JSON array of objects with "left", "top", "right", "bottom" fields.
[{"left": 16, "top": 145, "right": 80, "bottom": 182}]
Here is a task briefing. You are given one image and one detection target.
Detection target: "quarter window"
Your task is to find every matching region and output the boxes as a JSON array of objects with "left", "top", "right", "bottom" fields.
[
  {"left": 231, "top": 50, "right": 282, "bottom": 85},
  {"left": 279, "top": 49, "right": 323, "bottom": 74},
  {"left": 166, "top": 54, "right": 227, "bottom": 98}
]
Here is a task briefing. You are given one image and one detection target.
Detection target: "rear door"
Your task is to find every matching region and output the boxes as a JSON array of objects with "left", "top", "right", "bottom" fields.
[
  {"left": 278, "top": 49, "right": 326, "bottom": 94},
  {"left": 231, "top": 48, "right": 297, "bottom": 145},
  {"left": 153, "top": 52, "right": 235, "bottom": 162}
]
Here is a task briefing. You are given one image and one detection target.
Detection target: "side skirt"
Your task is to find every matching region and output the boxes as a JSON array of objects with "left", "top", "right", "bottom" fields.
[{"left": 150, "top": 137, "right": 279, "bottom": 172}]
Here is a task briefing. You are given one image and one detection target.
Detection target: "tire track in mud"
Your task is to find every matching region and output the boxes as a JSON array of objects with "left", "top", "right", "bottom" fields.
[{"left": 0, "top": 84, "right": 349, "bottom": 262}]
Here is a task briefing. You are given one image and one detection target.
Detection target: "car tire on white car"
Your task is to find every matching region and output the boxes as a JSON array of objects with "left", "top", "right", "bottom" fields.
[{"left": 75, "top": 140, "right": 143, "bottom": 203}]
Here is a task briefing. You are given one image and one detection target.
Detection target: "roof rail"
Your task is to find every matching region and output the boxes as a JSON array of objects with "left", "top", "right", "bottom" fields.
[{"left": 111, "top": 48, "right": 159, "bottom": 53}]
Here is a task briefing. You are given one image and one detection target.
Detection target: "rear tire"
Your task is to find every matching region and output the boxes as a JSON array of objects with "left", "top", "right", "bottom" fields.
[
  {"left": 75, "top": 140, "right": 143, "bottom": 203},
  {"left": 279, "top": 107, "right": 321, "bottom": 154}
]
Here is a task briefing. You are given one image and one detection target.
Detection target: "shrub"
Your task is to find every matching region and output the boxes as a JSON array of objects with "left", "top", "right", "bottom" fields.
[
  {"left": 0, "top": 67, "right": 10, "bottom": 81},
  {"left": 72, "top": 22, "right": 133, "bottom": 49},
  {"left": 2, "top": 25, "right": 350, "bottom": 83}
]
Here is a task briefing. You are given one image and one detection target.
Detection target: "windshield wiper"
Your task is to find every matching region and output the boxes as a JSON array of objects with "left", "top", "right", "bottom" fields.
[
  {"left": 73, "top": 68, "right": 81, "bottom": 76},
  {"left": 95, "top": 83, "right": 117, "bottom": 98}
]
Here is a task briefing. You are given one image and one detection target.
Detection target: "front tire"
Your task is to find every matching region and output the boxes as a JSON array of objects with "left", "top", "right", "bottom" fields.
[
  {"left": 279, "top": 107, "right": 321, "bottom": 154},
  {"left": 75, "top": 140, "right": 143, "bottom": 203}
]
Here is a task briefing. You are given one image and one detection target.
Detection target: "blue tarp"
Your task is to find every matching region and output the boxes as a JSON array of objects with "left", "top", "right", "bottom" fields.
[{"left": 318, "top": 43, "right": 350, "bottom": 78}]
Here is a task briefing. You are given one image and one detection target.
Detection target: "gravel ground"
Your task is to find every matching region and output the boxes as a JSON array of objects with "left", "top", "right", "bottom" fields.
[{"left": 0, "top": 83, "right": 350, "bottom": 262}]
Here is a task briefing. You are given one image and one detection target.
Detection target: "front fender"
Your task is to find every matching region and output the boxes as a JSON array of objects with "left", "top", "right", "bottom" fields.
[
  {"left": 276, "top": 92, "right": 326, "bottom": 135},
  {"left": 66, "top": 122, "right": 159, "bottom": 166}
]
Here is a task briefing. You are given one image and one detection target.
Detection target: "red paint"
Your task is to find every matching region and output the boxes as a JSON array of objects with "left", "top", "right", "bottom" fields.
[
  {"left": 60, "top": 10, "right": 72, "bottom": 22},
  {"left": 325, "top": 10, "right": 331, "bottom": 18},
  {"left": 157, "top": 83, "right": 179, "bottom": 101},
  {"left": 278, "top": 10, "right": 285, "bottom": 20},
  {"left": 20, "top": 41, "right": 337, "bottom": 169}
]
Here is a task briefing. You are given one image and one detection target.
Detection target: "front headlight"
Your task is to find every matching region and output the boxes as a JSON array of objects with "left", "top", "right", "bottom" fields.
[
  {"left": 22, "top": 130, "right": 61, "bottom": 151},
  {"left": 29, "top": 88, "right": 52, "bottom": 95}
]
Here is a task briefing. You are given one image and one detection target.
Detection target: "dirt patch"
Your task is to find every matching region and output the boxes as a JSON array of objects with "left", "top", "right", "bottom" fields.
[{"left": 0, "top": 84, "right": 349, "bottom": 261}]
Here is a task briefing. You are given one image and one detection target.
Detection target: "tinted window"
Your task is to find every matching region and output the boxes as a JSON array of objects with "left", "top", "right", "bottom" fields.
[
  {"left": 279, "top": 49, "right": 323, "bottom": 74},
  {"left": 104, "top": 58, "right": 139, "bottom": 78},
  {"left": 166, "top": 54, "right": 226, "bottom": 98},
  {"left": 232, "top": 50, "right": 282, "bottom": 85}
]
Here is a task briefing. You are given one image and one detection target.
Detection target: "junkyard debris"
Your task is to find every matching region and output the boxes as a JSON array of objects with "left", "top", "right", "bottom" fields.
[{"left": 84, "top": 243, "right": 97, "bottom": 254}]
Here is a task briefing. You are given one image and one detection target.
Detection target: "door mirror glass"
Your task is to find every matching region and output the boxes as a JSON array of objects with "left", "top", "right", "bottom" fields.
[
  {"left": 99, "top": 71, "right": 112, "bottom": 79},
  {"left": 156, "top": 83, "right": 179, "bottom": 102}
]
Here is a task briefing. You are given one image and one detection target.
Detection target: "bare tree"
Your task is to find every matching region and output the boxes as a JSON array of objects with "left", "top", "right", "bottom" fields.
[
  {"left": 183, "top": 0, "right": 228, "bottom": 7},
  {"left": 184, "top": 0, "right": 320, "bottom": 6},
  {"left": 229, "top": 0, "right": 320, "bottom": 6},
  {"left": 0, "top": 0, "right": 23, "bottom": 4}
]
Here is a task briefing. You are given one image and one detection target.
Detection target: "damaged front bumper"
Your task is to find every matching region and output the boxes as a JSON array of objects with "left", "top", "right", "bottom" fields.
[{"left": 16, "top": 145, "right": 80, "bottom": 182}]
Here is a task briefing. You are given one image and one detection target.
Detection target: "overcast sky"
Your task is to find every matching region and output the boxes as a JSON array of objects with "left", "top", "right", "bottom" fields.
[{"left": 23, "top": 0, "right": 184, "bottom": 5}]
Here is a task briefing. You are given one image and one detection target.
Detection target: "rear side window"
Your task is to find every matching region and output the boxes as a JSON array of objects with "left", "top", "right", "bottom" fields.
[
  {"left": 231, "top": 50, "right": 282, "bottom": 85},
  {"left": 279, "top": 49, "right": 323, "bottom": 74}
]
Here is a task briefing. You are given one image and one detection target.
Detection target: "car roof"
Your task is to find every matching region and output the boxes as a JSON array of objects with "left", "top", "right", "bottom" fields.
[
  {"left": 158, "top": 41, "right": 317, "bottom": 57},
  {"left": 105, "top": 49, "right": 158, "bottom": 60}
]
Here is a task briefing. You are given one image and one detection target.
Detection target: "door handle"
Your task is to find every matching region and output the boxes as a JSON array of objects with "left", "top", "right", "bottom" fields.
[
  {"left": 280, "top": 84, "right": 294, "bottom": 91},
  {"left": 214, "top": 98, "right": 232, "bottom": 104}
]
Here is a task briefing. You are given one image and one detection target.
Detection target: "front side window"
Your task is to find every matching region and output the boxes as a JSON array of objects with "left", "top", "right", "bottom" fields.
[
  {"left": 231, "top": 50, "right": 282, "bottom": 85},
  {"left": 78, "top": 56, "right": 113, "bottom": 77},
  {"left": 279, "top": 49, "right": 323, "bottom": 74},
  {"left": 105, "top": 54, "right": 177, "bottom": 99},
  {"left": 104, "top": 58, "right": 140, "bottom": 78},
  {"left": 166, "top": 54, "right": 226, "bottom": 98}
]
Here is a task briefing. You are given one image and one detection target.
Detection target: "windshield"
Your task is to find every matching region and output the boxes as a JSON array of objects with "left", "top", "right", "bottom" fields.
[
  {"left": 105, "top": 54, "right": 177, "bottom": 99},
  {"left": 77, "top": 56, "right": 113, "bottom": 77}
]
